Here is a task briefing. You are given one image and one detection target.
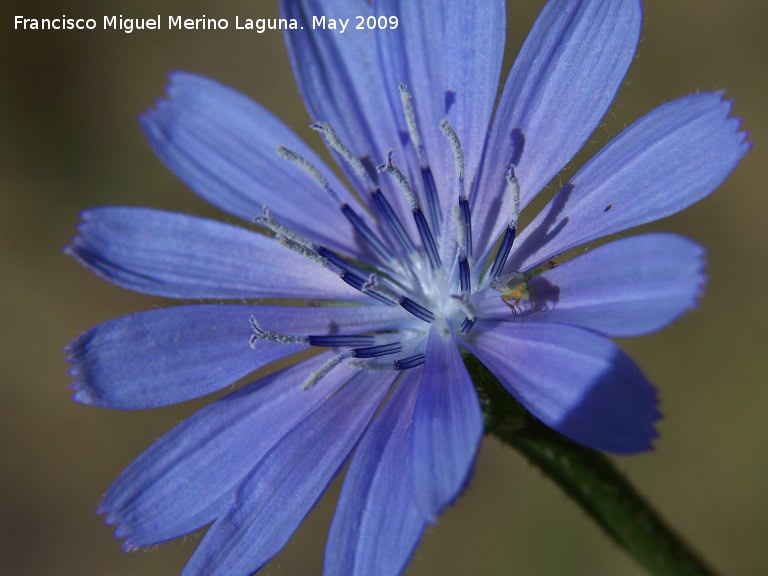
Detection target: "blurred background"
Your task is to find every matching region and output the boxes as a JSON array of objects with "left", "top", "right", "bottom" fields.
[{"left": 1, "top": 0, "right": 766, "bottom": 575}]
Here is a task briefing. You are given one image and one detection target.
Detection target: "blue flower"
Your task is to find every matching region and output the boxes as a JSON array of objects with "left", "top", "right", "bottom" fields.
[{"left": 65, "top": 1, "right": 748, "bottom": 575}]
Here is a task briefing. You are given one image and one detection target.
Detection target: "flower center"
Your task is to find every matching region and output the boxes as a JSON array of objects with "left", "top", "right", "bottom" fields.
[{"left": 250, "top": 84, "right": 522, "bottom": 388}]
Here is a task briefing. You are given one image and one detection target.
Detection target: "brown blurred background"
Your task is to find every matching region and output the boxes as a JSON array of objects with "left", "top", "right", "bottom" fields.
[{"left": 1, "top": 1, "right": 766, "bottom": 575}]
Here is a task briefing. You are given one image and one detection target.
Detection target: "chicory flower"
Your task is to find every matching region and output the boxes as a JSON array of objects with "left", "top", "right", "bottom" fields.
[{"left": 65, "top": 1, "right": 748, "bottom": 575}]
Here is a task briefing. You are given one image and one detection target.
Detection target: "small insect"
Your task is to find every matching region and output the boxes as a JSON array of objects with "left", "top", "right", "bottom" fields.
[
  {"left": 490, "top": 272, "right": 532, "bottom": 317},
  {"left": 491, "top": 259, "right": 557, "bottom": 318}
]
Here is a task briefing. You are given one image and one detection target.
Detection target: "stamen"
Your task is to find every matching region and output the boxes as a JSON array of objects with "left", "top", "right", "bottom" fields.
[
  {"left": 275, "top": 235, "right": 342, "bottom": 275},
  {"left": 339, "top": 270, "right": 367, "bottom": 291},
  {"left": 458, "top": 195, "right": 473, "bottom": 261},
  {"left": 255, "top": 207, "right": 314, "bottom": 249},
  {"left": 361, "top": 274, "right": 378, "bottom": 293},
  {"left": 413, "top": 209, "right": 442, "bottom": 270},
  {"left": 256, "top": 209, "right": 353, "bottom": 278},
  {"left": 349, "top": 359, "right": 395, "bottom": 372},
  {"left": 340, "top": 271, "right": 396, "bottom": 306},
  {"left": 249, "top": 317, "right": 308, "bottom": 347},
  {"left": 311, "top": 121, "right": 376, "bottom": 191},
  {"left": 339, "top": 205, "right": 394, "bottom": 263},
  {"left": 274, "top": 145, "right": 394, "bottom": 264},
  {"left": 339, "top": 269, "right": 369, "bottom": 292},
  {"left": 458, "top": 255, "right": 471, "bottom": 293},
  {"left": 400, "top": 85, "right": 441, "bottom": 233},
  {"left": 310, "top": 121, "right": 421, "bottom": 267},
  {"left": 443, "top": 119, "right": 472, "bottom": 263},
  {"left": 398, "top": 84, "right": 426, "bottom": 165},
  {"left": 440, "top": 119, "right": 465, "bottom": 197},
  {"left": 331, "top": 356, "right": 392, "bottom": 373},
  {"left": 309, "top": 120, "right": 424, "bottom": 267},
  {"left": 488, "top": 226, "right": 515, "bottom": 280},
  {"left": 488, "top": 166, "right": 521, "bottom": 279},
  {"left": 362, "top": 273, "right": 401, "bottom": 305},
  {"left": 394, "top": 353, "right": 426, "bottom": 370},
  {"left": 317, "top": 246, "right": 372, "bottom": 281},
  {"left": 378, "top": 150, "right": 418, "bottom": 210},
  {"left": 399, "top": 296, "right": 436, "bottom": 323},
  {"left": 460, "top": 317, "right": 476, "bottom": 334},
  {"left": 276, "top": 145, "right": 343, "bottom": 206},
  {"left": 452, "top": 286, "right": 478, "bottom": 336},
  {"left": 421, "top": 167, "right": 442, "bottom": 236},
  {"left": 451, "top": 291, "right": 477, "bottom": 321},
  {"left": 507, "top": 166, "right": 521, "bottom": 230},
  {"left": 302, "top": 353, "right": 348, "bottom": 390},
  {"left": 351, "top": 342, "right": 403, "bottom": 358},
  {"left": 371, "top": 188, "right": 417, "bottom": 255},
  {"left": 308, "top": 335, "right": 376, "bottom": 347},
  {"left": 379, "top": 151, "right": 442, "bottom": 270}
]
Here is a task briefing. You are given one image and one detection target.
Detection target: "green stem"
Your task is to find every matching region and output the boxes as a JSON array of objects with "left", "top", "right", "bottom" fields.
[{"left": 465, "top": 355, "right": 718, "bottom": 576}]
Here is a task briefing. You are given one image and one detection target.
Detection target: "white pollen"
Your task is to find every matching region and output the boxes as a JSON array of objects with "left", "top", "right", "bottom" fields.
[
  {"left": 311, "top": 121, "right": 375, "bottom": 191},
  {"left": 440, "top": 118, "right": 465, "bottom": 198},
  {"left": 276, "top": 145, "right": 343, "bottom": 206},
  {"left": 378, "top": 150, "right": 418, "bottom": 211},
  {"left": 399, "top": 84, "right": 427, "bottom": 166},
  {"left": 302, "top": 354, "right": 347, "bottom": 390},
  {"left": 506, "top": 167, "right": 520, "bottom": 228}
]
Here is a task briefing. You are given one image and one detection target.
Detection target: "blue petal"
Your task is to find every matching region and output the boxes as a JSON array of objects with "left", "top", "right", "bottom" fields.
[
  {"left": 464, "top": 322, "right": 659, "bottom": 454},
  {"left": 375, "top": 0, "right": 505, "bottom": 210},
  {"left": 411, "top": 326, "right": 483, "bottom": 520},
  {"left": 473, "top": 234, "right": 705, "bottom": 337},
  {"left": 509, "top": 93, "right": 750, "bottom": 271},
  {"left": 142, "top": 72, "right": 371, "bottom": 258},
  {"left": 98, "top": 353, "right": 355, "bottom": 549},
  {"left": 66, "top": 207, "right": 363, "bottom": 301},
  {"left": 181, "top": 369, "right": 395, "bottom": 576},
  {"left": 281, "top": 1, "right": 404, "bottom": 193},
  {"left": 67, "top": 303, "right": 406, "bottom": 408},
  {"left": 438, "top": 1, "right": 505, "bottom": 189},
  {"left": 325, "top": 368, "right": 425, "bottom": 576},
  {"left": 473, "top": 0, "right": 642, "bottom": 261}
]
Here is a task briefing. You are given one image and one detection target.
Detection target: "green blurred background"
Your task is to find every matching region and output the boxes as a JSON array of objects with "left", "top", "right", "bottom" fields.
[{"left": 2, "top": 1, "right": 766, "bottom": 575}]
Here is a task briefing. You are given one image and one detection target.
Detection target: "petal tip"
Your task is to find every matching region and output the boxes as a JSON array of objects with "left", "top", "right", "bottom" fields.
[{"left": 71, "top": 388, "right": 100, "bottom": 407}]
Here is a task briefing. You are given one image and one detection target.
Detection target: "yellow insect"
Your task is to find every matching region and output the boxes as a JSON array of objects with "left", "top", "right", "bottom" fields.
[
  {"left": 490, "top": 259, "right": 557, "bottom": 318},
  {"left": 491, "top": 272, "right": 531, "bottom": 317}
]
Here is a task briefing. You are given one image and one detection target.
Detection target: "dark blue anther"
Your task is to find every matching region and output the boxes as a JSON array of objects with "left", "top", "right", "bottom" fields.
[
  {"left": 371, "top": 189, "right": 416, "bottom": 255},
  {"left": 413, "top": 208, "right": 442, "bottom": 270},
  {"left": 458, "top": 255, "right": 470, "bottom": 293},
  {"left": 395, "top": 353, "right": 426, "bottom": 370},
  {"left": 340, "top": 204, "right": 393, "bottom": 262},
  {"left": 488, "top": 224, "right": 516, "bottom": 280},
  {"left": 308, "top": 335, "right": 376, "bottom": 347},
  {"left": 458, "top": 195, "right": 473, "bottom": 260},
  {"left": 421, "top": 167, "right": 442, "bottom": 236},
  {"left": 318, "top": 246, "right": 369, "bottom": 278},
  {"left": 399, "top": 296, "right": 435, "bottom": 323},
  {"left": 339, "top": 270, "right": 366, "bottom": 290},
  {"left": 340, "top": 271, "right": 394, "bottom": 306},
  {"left": 460, "top": 317, "right": 476, "bottom": 334},
  {"left": 352, "top": 342, "right": 403, "bottom": 358}
]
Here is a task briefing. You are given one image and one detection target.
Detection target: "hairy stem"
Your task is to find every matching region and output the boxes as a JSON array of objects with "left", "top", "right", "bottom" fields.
[{"left": 466, "top": 355, "right": 718, "bottom": 576}]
